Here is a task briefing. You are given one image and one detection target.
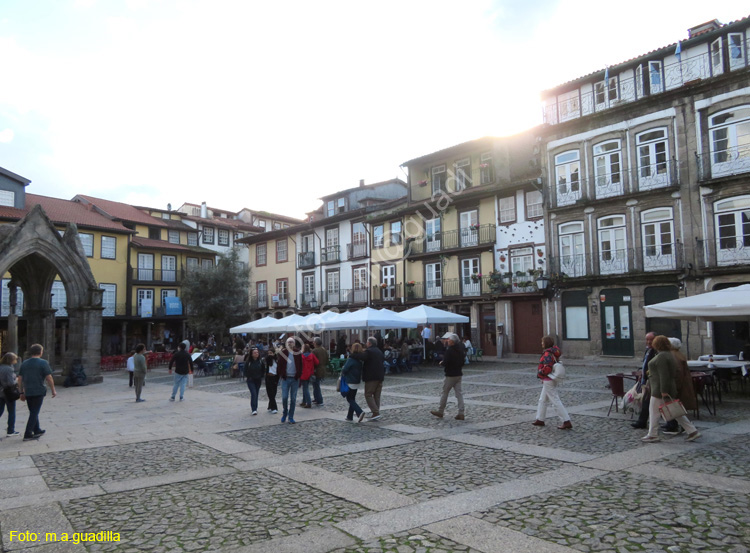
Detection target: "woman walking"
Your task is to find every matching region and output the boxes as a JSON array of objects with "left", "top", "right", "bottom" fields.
[
  {"left": 265, "top": 351, "right": 279, "bottom": 414},
  {"left": 244, "top": 348, "right": 265, "bottom": 415},
  {"left": 642, "top": 335, "right": 700, "bottom": 443},
  {"left": 299, "top": 343, "right": 318, "bottom": 409},
  {"left": 0, "top": 352, "right": 20, "bottom": 437},
  {"left": 532, "top": 336, "right": 572, "bottom": 430},
  {"left": 341, "top": 343, "right": 366, "bottom": 422}
]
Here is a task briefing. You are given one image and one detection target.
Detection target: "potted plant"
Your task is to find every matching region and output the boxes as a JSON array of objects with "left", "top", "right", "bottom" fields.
[
  {"left": 471, "top": 273, "right": 482, "bottom": 283},
  {"left": 380, "top": 283, "right": 388, "bottom": 289},
  {"left": 406, "top": 280, "right": 416, "bottom": 287},
  {"left": 470, "top": 223, "right": 480, "bottom": 231},
  {"left": 418, "top": 179, "right": 428, "bottom": 187}
]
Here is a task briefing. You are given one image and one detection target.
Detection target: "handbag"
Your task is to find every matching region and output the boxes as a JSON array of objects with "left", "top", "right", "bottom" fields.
[
  {"left": 336, "top": 376, "right": 341, "bottom": 392},
  {"left": 659, "top": 395, "right": 687, "bottom": 422},
  {"left": 3, "top": 384, "right": 21, "bottom": 401},
  {"left": 340, "top": 376, "right": 350, "bottom": 395},
  {"left": 549, "top": 362, "right": 566, "bottom": 380},
  {"left": 188, "top": 372, "right": 194, "bottom": 388}
]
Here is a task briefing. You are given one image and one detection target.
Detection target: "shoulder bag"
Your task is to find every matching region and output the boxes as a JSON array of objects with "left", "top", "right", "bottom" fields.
[{"left": 3, "top": 383, "right": 21, "bottom": 401}]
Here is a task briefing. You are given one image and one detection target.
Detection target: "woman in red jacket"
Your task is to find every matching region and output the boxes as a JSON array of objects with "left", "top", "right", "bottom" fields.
[
  {"left": 532, "top": 335, "right": 572, "bottom": 430},
  {"left": 299, "top": 343, "right": 319, "bottom": 409}
]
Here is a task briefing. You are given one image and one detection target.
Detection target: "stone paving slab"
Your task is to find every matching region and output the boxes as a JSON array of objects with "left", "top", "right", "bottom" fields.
[
  {"left": 61, "top": 471, "right": 370, "bottom": 553},
  {"left": 312, "top": 438, "right": 566, "bottom": 502},
  {"left": 477, "top": 388, "right": 609, "bottom": 407},
  {"left": 658, "top": 432, "right": 750, "bottom": 481},
  {"left": 32, "top": 438, "right": 237, "bottom": 491},
  {"left": 328, "top": 527, "right": 486, "bottom": 553},
  {"left": 369, "top": 404, "right": 531, "bottom": 429},
  {"left": 2, "top": 504, "right": 78, "bottom": 551},
  {"left": 472, "top": 471, "right": 750, "bottom": 553}
]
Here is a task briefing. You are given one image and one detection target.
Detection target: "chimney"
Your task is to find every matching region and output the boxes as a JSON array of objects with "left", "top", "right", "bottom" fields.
[
  {"left": 688, "top": 19, "right": 721, "bottom": 39},
  {"left": 359, "top": 179, "right": 365, "bottom": 188},
  {"left": 200, "top": 201, "right": 207, "bottom": 218}
]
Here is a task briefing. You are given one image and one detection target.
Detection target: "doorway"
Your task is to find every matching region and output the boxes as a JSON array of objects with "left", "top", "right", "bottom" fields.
[
  {"left": 512, "top": 300, "right": 543, "bottom": 354},
  {"left": 479, "top": 304, "right": 497, "bottom": 356},
  {"left": 600, "top": 288, "right": 634, "bottom": 356}
]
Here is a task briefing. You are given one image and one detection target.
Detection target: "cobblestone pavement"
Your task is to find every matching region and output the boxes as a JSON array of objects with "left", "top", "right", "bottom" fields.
[{"left": 1, "top": 361, "right": 749, "bottom": 553}]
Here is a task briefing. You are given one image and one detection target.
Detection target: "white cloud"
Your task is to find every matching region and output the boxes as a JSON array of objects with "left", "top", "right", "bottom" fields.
[{"left": 0, "top": 129, "right": 14, "bottom": 143}]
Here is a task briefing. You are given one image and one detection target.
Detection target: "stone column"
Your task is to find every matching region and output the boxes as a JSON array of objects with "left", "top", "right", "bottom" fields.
[
  {"left": 60, "top": 322, "right": 67, "bottom": 360},
  {"left": 25, "top": 307, "right": 57, "bottom": 365},
  {"left": 121, "top": 321, "right": 128, "bottom": 354},
  {"left": 6, "top": 281, "right": 18, "bottom": 355}
]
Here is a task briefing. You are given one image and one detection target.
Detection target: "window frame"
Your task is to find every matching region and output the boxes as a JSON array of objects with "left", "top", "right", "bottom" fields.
[
  {"left": 558, "top": 221, "right": 586, "bottom": 277},
  {"left": 373, "top": 225, "right": 384, "bottom": 249},
  {"left": 256, "top": 281, "right": 268, "bottom": 308},
  {"left": 0, "top": 190, "right": 15, "bottom": 207},
  {"left": 711, "top": 37, "right": 724, "bottom": 76},
  {"left": 390, "top": 220, "right": 402, "bottom": 246},
  {"left": 256, "top": 242, "right": 267, "bottom": 267},
  {"left": 498, "top": 196, "right": 516, "bottom": 224},
  {"left": 217, "top": 228, "right": 230, "bottom": 246},
  {"left": 728, "top": 32, "right": 746, "bottom": 71},
  {"left": 99, "top": 283, "right": 117, "bottom": 317},
  {"left": 636, "top": 127, "right": 670, "bottom": 190},
  {"left": 593, "top": 139, "right": 623, "bottom": 198},
  {"left": 168, "top": 230, "right": 180, "bottom": 244},
  {"left": 101, "top": 235, "right": 116, "bottom": 259},
  {"left": 525, "top": 190, "right": 543, "bottom": 220},
  {"left": 454, "top": 157, "right": 471, "bottom": 191},
  {"left": 136, "top": 288, "right": 155, "bottom": 317},
  {"left": 431, "top": 164, "right": 446, "bottom": 195},
  {"left": 202, "top": 226, "right": 215, "bottom": 244},
  {"left": 597, "top": 214, "right": 628, "bottom": 274},
  {"left": 640, "top": 207, "right": 675, "bottom": 271},
  {"left": 276, "top": 238, "right": 288, "bottom": 263},
  {"left": 187, "top": 232, "right": 198, "bottom": 246},
  {"left": 79, "top": 233, "right": 94, "bottom": 257},
  {"left": 480, "top": 152, "right": 495, "bottom": 185},
  {"left": 562, "top": 291, "right": 590, "bottom": 340}
]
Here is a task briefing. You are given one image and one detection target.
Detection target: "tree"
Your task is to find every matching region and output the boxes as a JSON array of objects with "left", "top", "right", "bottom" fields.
[{"left": 181, "top": 249, "right": 251, "bottom": 349}]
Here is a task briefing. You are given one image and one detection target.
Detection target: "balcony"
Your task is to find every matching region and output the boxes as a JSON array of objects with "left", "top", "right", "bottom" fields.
[
  {"left": 696, "top": 239, "right": 750, "bottom": 269},
  {"left": 347, "top": 242, "right": 368, "bottom": 260},
  {"left": 548, "top": 243, "right": 684, "bottom": 277},
  {"left": 102, "top": 303, "right": 128, "bottom": 317},
  {"left": 697, "top": 147, "right": 750, "bottom": 182},
  {"left": 298, "top": 292, "right": 322, "bottom": 310},
  {"left": 250, "top": 294, "right": 269, "bottom": 310},
  {"left": 321, "top": 245, "right": 341, "bottom": 264},
  {"left": 406, "top": 224, "right": 496, "bottom": 257},
  {"left": 298, "top": 251, "right": 315, "bottom": 269},
  {"left": 371, "top": 283, "right": 402, "bottom": 303},
  {"left": 271, "top": 293, "right": 289, "bottom": 307},
  {"left": 130, "top": 267, "right": 183, "bottom": 284},
  {"left": 403, "top": 276, "right": 496, "bottom": 301}
]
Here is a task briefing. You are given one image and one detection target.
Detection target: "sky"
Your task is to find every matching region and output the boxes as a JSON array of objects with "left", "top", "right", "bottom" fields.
[{"left": 1, "top": 1, "right": 748, "bottom": 220}]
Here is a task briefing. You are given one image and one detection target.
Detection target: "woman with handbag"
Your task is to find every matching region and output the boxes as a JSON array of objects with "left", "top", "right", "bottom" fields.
[
  {"left": 265, "top": 351, "right": 279, "bottom": 414},
  {"left": 0, "top": 352, "right": 20, "bottom": 437},
  {"left": 532, "top": 336, "right": 572, "bottom": 430},
  {"left": 642, "top": 335, "right": 700, "bottom": 443},
  {"left": 244, "top": 348, "right": 265, "bottom": 416},
  {"left": 340, "top": 342, "right": 365, "bottom": 423}
]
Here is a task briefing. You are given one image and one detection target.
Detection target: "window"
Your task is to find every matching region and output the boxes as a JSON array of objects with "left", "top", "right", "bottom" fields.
[
  {"left": 381, "top": 265, "right": 396, "bottom": 300},
  {"left": 425, "top": 261, "right": 442, "bottom": 299},
  {"left": 324, "top": 227, "right": 339, "bottom": 262},
  {"left": 455, "top": 158, "right": 471, "bottom": 191},
  {"left": 302, "top": 274, "right": 315, "bottom": 306},
  {"left": 100, "top": 236, "right": 116, "bottom": 259},
  {"left": 562, "top": 291, "right": 589, "bottom": 340},
  {"left": 161, "top": 212, "right": 170, "bottom": 219},
  {"left": 460, "top": 258, "right": 480, "bottom": 296},
  {"left": 373, "top": 225, "right": 384, "bottom": 248},
  {"left": 187, "top": 232, "right": 198, "bottom": 246},
  {"left": 714, "top": 196, "right": 750, "bottom": 265},
  {"left": 510, "top": 246, "right": 533, "bottom": 277},
  {"left": 327, "top": 201, "right": 335, "bottom": 217},
  {"left": 526, "top": 190, "right": 543, "bottom": 219},
  {"left": 235, "top": 232, "right": 243, "bottom": 240},
  {"left": 201, "top": 258, "right": 213, "bottom": 270},
  {"left": 480, "top": 152, "right": 495, "bottom": 185},
  {"left": 1, "top": 278, "right": 24, "bottom": 316},
  {"left": 425, "top": 218, "right": 441, "bottom": 252},
  {"left": 284, "top": 224, "right": 290, "bottom": 229},
  {"left": 709, "top": 106, "right": 750, "bottom": 177},
  {"left": 202, "top": 226, "right": 214, "bottom": 244},
  {"left": 636, "top": 128, "right": 669, "bottom": 190},
  {"left": 648, "top": 61, "right": 663, "bottom": 94},
  {"left": 595, "top": 77, "right": 618, "bottom": 105},
  {"left": 137, "top": 289, "right": 153, "bottom": 317},
  {"left": 326, "top": 271, "right": 340, "bottom": 304},
  {"left": 459, "top": 210, "right": 478, "bottom": 247},
  {"left": 186, "top": 257, "right": 198, "bottom": 272},
  {"left": 729, "top": 33, "right": 745, "bottom": 71},
  {"left": 167, "top": 230, "right": 179, "bottom": 244},
  {"left": 257, "top": 220, "right": 266, "bottom": 230},
  {"left": 79, "top": 233, "right": 94, "bottom": 257},
  {"left": 256, "top": 243, "right": 267, "bottom": 266},
  {"left": 353, "top": 266, "right": 368, "bottom": 303},
  {"left": 558, "top": 222, "right": 586, "bottom": 277},
  {"left": 273, "top": 222, "right": 281, "bottom": 230},
  {"left": 431, "top": 165, "right": 446, "bottom": 194},
  {"left": 0, "top": 190, "right": 15, "bottom": 207},
  {"left": 337, "top": 197, "right": 346, "bottom": 213},
  {"left": 711, "top": 37, "right": 724, "bottom": 76},
  {"left": 137, "top": 253, "right": 154, "bottom": 280},
  {"left": 162, "top": 255, "right": 177, "bottom": 282},
  {"left": 257, "top": 281, "right": 268, "bottom": 308},
  {"left": 276, "top": 239, "right": 288, "bottom": 262},
  {"left": 554, "top": 150, "right": 581, "bottom": 206},
  {"left": 594, "top": 140, "right": 623, "bottom": 198},
  {"left": 276, "top": 279, "right": 288, "bottom": 306},
  {"left": 51, "top": 280, "right": 67, "bottom": 317},
  {"left": 99, "top": 283, "right": 116, "bottom": 317},
  {"left": 149, "top": 227, "right": 160, "bottom": 240},
  {"left": 597, "top": 215, "right": 627, "bottom": 274},
  {"left": 351, "top": 222, "right": 367, "bottom": 258},
  {"left": 390, "top": 221, "right": 402, "bottom": 245},
  {"left": 641, "top": 208, "right": 675, "bottom": 271},
  {"left": 218, "top": 229, "right": 229, "bottom": 246},
  {"left": 161, "top": 288, "right": 176, "bottom": 307}
]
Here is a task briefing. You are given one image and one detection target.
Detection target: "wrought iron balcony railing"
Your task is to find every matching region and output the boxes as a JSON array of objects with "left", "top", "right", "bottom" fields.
[
  {"left": 406, "top": 224, "right": 496, "bottom": 256},
  {"left": 696, "top": 146, "right": 750, "bottom": 181},
  {"left": 548, "top": 243, "right": 684, "bottom": 277},
  {"left": 298, "top": 251, "right": 315, "bottom": 269},
  {"left": 298, "top": 292, "right": 323, "bottom": 309},
  {"left": 371, "top": 283, "right": 402, "bottom": 302},
  {"left": 130, "top": 267, "right": 184, "bottom": 284},
  {"left": 403, "top": 276, "right": 494, "bottom": 301},
  {"left": 696, "top": 239, "right": 750, "bottom": 268},
  {"left": 321, "top": 245, "right": 341, "bottom": 264},
  {"left": 347, "top": 242, "right": 368, "bottom": 260},
  {"left": 102, "top": 303, "right": 128, "bottom": 317}
]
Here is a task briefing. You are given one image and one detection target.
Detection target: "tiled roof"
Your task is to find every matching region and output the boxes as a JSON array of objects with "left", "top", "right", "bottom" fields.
[
  {"left": 179, "top": 214, "right": 236, "bottom": 230},
  {"left": 160, "top": 218, "right": 195, "bottom": 231},
  {"left": 75, "top": 195, "right": 169, "bottom": 227},
  {"left": 0, "top": 194, "right": 132, "bottom": 233},
  {"left": 318, "top": 178, "right": 407, "bottom": 201},
  {"left": 130, "top": 236, "right": 214, "bottom": 254}
]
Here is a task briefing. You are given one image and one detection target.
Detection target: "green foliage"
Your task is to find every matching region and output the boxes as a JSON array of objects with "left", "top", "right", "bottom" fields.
[{"left": 180, "top": 249, "right": 251, "bottom": 339}]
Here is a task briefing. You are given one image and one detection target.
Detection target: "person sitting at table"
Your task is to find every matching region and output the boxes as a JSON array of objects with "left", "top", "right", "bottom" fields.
[
  {"left": 232, "top": 348, "right": 245, "bottom": 378},
  {"left": 641, "top": 335, "right": 700, "bottom": 443},
  {"left": 663, "top": 338, "right": 696, "bottom": 435}
]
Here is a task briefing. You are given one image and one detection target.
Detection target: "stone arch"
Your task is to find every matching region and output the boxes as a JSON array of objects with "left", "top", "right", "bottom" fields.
[{"left": 0, "top": 205, "right": 103, "bottom": 382}]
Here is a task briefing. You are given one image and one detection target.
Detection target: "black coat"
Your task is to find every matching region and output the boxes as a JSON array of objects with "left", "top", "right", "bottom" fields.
[
  {"left": 442, "top": 344, "right": 464, "bottom": 377},
  {"left": 352, "top": 345, "right": 385, "bottom": 382}
]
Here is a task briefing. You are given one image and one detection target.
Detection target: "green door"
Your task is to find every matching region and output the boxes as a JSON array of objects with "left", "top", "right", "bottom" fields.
[{"left": 600, "top": 288, "right": 634, "bottom": 356}]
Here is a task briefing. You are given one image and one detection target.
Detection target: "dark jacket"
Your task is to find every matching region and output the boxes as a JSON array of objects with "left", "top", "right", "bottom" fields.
[
  {"left": 312, "top": 346, "right": 329, "bottom": 378},
  {"left": 442, "top": 344, "right": 464, "bottom": 377},
  {"left": 245, "top": 359, "right": 265, "bottom": 381},
  {"left": 276, "top": 348, "right": 303, "bottom": 380},
  {"left": 169, "top": 350, "right": 193, "bottom": 375},
  {"left": 352, "top": 345, "right": 385, "bottom": 382},
  {"left": 648, "top": 351, "right": 677, "bottom": 398},
  {"left": 336, "top": 336, "right": 347, "bottom": 357},
  {"left": 340, "top": 357, "right": 363, "bottom": 385}
]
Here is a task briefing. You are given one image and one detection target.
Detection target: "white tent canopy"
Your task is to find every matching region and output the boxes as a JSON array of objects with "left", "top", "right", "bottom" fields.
[
  {"left": 230, "top": 315, "right": 276, "bottom": 334},
  {"left": 322, "top": 307, "right": 418, "bottom": 331},
  {"left": 644, "top": 284, "right": 750, "bottom": 322},
  {"left": 400, "top": 305, "right": 470, "bottom": 325}
]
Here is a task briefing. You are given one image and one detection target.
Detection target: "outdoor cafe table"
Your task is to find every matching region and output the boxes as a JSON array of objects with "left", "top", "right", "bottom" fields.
[
  {"left": 697, "top": 354, "right": 739, "bottom": 361},
  {"left": 689, "top": 360, "right": 750, "bottom": 409}
]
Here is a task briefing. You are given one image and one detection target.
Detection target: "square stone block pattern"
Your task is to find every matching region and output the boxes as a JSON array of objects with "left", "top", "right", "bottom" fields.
[
  {"left": 312, "top": 438, "right": 565, "bottom": 502},
  {"left": 373, "top": 404, "right": 530, "bottom": 429},
  {"left": 472, "top": 472, "right": 750, "bottom": 553},
  {"left": 478, "top": 388, "right": 609, "bottom": 407},
  {"left": 328, "top": 528, "right": 484, "bottom": 553},
  {"left": 33, "top": 438, "right": 236, "bottom": 490},
  {"left": 661, "top": 433, "right": 750, "bottom": 481},
  {"left": 61, "top": 471, "right": 369, "bottom": 552}
]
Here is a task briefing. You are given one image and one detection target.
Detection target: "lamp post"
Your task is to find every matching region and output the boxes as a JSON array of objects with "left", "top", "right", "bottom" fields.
[{"left": 535, "top": 275, "right": 553, "bottom": 299}]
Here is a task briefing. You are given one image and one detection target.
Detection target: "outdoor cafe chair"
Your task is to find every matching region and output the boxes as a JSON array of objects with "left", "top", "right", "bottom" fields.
[{"left": 606, "top": 373, "right": 636, "bottom": 417}]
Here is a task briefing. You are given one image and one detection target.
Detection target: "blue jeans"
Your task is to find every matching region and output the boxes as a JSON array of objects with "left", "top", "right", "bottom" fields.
[
  {"left": 281, "top": 377, "right": 298, "bottom": 419},
  {"left": 345, "top": 388, "right": 363, "bottom": 420},
  {"left": 171, "top": 374, "right": 188, "bottom": 399},
  {"left": 24, "top": 395, "right": 44, "bottom": 438},
  {"left": 0, "top": 397, "right": 17, "bottom": 434},
  {"left": 301, "top": 380, "right": 311, "bottom": 405},
  {"left": 312, "top": 377, "right": 324, "bottom": 404},
  {"left": 246, "top": 378, "right": 262, "bottom": 412}
]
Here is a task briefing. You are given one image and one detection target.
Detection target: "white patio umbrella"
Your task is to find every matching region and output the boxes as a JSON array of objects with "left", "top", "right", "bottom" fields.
[
  {"left": 323, "top": 307, "right": 418, "bottom": 331},
  {"left": 230, "top": 315, "right": 276, "bottom": 334},
  {"left": 644, "top": 284, "right": 750, "bottom": 321},
  {"left": 399, "top": 304, "right": 470, "bottom": 359}
]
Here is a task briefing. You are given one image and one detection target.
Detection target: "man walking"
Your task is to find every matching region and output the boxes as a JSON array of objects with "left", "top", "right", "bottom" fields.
[
  {"left": 133, "top": 344, "right": 147, "bottom": 402},
  {"left": 311, "top": 337, "right": 329, "bottom": 406},
  {"left": 632, "top": 332, "right": 656, "bottom": 429},
  {"left": 169, "top": 342, "right": 193, "bottom": 402},
  {"left": 431, "top": 333, "right": 465, "bottom": 420},
  {"left": 277, "top": 337, "right": 302, "bottom": 423},
  {"left": 17, "top": 344, "right": 56, "bottom": 442},
  {"left": 351, "top": 337, "right": 385, "bottom": 421}
]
